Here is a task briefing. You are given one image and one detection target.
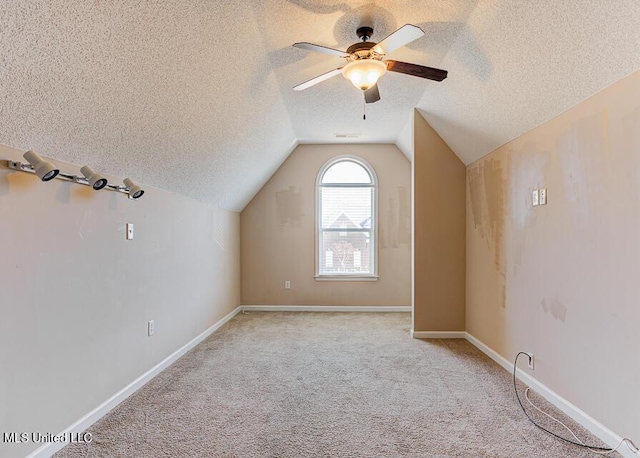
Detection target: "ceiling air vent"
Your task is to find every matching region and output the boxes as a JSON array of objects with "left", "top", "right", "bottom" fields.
[{"left": 334, "top": 133, "right": 362, "bottom": 139}]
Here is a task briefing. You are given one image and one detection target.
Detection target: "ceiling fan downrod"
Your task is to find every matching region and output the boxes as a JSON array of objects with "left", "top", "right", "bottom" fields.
[{"left": 356, "top": 26, "right": 374, "bottom": 42}]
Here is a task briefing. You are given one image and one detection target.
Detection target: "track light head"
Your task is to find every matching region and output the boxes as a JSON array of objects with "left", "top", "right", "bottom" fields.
[
  {"left": 80, "top": 166, "right": 108, "bottom": 190},
  {"left": 123, "top": 178, "right": 144, "bottom": 199},
  {"left": 23, "top": 150, "right": 59, "bottom": 182}
]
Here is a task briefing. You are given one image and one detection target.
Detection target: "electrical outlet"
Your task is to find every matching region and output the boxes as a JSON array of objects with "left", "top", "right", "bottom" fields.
[
  {"left": 526, "top": 353, "right": 534, "bottom": 370},
  {"left": 539, "top": 188, "right": 547, "bottom": 205},
  {"left": 284, "top": 280, "right": 291, "bottom": 290},
  {"left": 532, "top": 189, "right": 539, "bottom": 207},
  {"left": 148, "top": 320, "right": 154, "bottom": 336}
]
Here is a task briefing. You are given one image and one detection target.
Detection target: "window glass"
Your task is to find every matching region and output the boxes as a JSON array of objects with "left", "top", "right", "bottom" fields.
[
  {"left": 321, "top": 160, "right": 372, "bottom": 184},
  {"left": 317, "top": 158, "right": 376, "bottom": 277}
]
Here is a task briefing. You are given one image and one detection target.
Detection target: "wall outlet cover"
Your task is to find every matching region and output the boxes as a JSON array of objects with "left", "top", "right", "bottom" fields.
[{"left": 527, "top": 353, "right": 535, "bottom": 370}]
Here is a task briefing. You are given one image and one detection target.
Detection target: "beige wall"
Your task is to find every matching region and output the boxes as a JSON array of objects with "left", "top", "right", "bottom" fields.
[
  {"left": 0, "top": 144, "right": 240, "bottom": 458},
  {"left": 466, "top": 70, "right": 640, "bottom": 439},
  {"left": 241, "top": 144, "right": 411, "bottom": 306},
  {"left": 412, "top": 110, "right": 466, "bottom": 332}
]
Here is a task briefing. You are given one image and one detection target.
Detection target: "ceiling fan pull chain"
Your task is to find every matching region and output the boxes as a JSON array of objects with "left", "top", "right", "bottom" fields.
[{"left": 363, "top": 98, "right": 366, "bottom": 120}]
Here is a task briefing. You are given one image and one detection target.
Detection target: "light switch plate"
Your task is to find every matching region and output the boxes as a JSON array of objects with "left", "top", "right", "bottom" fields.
[
  {"left": 539, "top": 188, "right": 547, "bottom": 205},
  {"left": 126, "top": 223, "right": 134, "bottom": 240},
  {"left": 532, "top": 189, "right": 539, "bottom": 207}
]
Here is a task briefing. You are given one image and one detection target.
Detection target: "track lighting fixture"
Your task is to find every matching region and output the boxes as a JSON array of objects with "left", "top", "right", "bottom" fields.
[
  {"left": 5, "top": 150, "right": 145, "bottom": 200},
  {"left": 23, "top": 150, "right": 59, "bottom": 182},
  {"left": 123, "top": 178, "right": 144, "bottom": 199},
  {"left": 80, "top": 166, "right": 108, "bottom": 190}
]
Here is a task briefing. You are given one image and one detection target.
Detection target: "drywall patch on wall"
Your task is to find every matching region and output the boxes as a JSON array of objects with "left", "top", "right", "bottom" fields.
[
  {"left": 380, "top": 197, "right": 396, "bottom": 249},
  {"left": 380, "top": 186, "right": 410, "bottom": 249},
  {"left": 506, "top": 142, "right": 549, "bottom": 276},
  {"left": 556, "top": 112, "right": 606, "bottom": 219},
  {"left": 468, "top": 158, "right": 507, "bottom": 307},
  {"left": 275, "top": 186, "right": 303, "bottom": 228},
  {"left": 397, "top": 186, "right": 410, "bottom": 246},
  {"left": 541, "top": 298, "right": 568, "bottom": 323},
  {"left": 507, "top": 142, "right": 547, "bottom": 229},
  {"left": 467, "top": 165, "right": 485, "bottom": 238},
  {"left": 468, "top": 158, "right": 506, "bottom": 273},
  {"left": 482, "top": 158, "right": 506, "bottom": 274}
]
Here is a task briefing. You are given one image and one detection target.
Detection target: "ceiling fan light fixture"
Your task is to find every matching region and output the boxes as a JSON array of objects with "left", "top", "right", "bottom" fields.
[{"left": 342, "top": 60, "right": 386, "bottom": 91}]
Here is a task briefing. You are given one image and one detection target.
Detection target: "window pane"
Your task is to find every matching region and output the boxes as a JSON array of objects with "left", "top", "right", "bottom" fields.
[
  {"left": 321, "top": 187, "right": 372, "bottom": 229},
  {"left": 317, "top": 156, "right": 376, "bottom": 278},
  {"left": 320, "top": 230, "right": 372, "bottom": 274},
  {"left": 321, "top": 160, "right": 372, "bottom": 184}
]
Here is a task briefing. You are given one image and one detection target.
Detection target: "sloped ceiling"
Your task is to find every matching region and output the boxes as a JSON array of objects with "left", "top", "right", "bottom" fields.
[{"left": 1, "top": 1, "right": 639, "bottom": 211}]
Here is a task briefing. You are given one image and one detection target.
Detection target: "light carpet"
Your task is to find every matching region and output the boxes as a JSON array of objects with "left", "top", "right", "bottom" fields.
[{"left": 55, "top": 312, "right": 616, "bottom": 457}]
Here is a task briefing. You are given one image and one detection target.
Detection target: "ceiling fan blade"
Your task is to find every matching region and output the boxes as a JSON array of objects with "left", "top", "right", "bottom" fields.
[
  {"left": 364, "top": 84, "right": 380, "bottom": 104},
  {"left": 374, "top": 24, "right": 425, "bottom": 55},
  {"left": 386, "top": 60, "right": 448, "bottom": 81},
  {"left": 293, "top": 67, "right": 344, "bottom": 91},
  {"left": 293, "top": 42, "right": 349, "bottom": 58}
]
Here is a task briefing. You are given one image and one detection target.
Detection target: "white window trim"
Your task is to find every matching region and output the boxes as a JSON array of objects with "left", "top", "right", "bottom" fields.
[{"left": 315, "top": 154, "right": 378, "bottom": 281}]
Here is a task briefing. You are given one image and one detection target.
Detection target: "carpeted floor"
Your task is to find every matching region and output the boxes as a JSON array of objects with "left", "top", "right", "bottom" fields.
[{"left": 55, "top": 312, "right": 616, "bottom": 457}]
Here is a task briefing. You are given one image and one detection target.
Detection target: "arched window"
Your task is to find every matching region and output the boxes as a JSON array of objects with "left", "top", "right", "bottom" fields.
[{"left": 316, "top": 156, "right": 377, "bottom": 279}]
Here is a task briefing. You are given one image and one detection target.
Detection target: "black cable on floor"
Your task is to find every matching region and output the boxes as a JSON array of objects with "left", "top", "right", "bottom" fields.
[{"left": 512, "top": 351, "right": 613, "bottom": 452}]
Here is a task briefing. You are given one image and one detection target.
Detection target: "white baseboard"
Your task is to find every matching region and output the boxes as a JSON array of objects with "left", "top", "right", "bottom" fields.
[
  {"left": 241, "top": 305, "right": 411, "bottom": 312},
  {"left": 26, "top": 306, "right": 243, "bottom": 458},
  {"left": 411, "top": 330, "right": 466, "bottom": 339},
  {"left": 464, "top": 332, "right": 637, "bottom": 458}
]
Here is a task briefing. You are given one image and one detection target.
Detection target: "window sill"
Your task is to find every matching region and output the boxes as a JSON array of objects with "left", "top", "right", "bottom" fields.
[{"left": 314, "top": 275, "right": 379, "bottom": 282}]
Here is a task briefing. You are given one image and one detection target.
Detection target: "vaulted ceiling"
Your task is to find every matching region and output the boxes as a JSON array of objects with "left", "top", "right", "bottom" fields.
[{"left": 2, "top": 1, "right": 639, "bottom": 211}]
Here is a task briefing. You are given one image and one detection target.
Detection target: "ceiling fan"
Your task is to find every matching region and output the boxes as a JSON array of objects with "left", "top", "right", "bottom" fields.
[{"left": 293, "top": 24, "right": 448, "bottom": 104}]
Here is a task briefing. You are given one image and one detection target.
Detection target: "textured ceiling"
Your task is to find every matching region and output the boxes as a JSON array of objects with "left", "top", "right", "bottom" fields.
[{"left": 1, "top": 1, "right": 640, "bottom": 211}]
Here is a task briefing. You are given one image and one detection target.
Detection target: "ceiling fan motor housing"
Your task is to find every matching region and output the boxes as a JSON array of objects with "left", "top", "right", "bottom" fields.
[{"left": 346, "top": 41, "right": 378, "bottom": 58}]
